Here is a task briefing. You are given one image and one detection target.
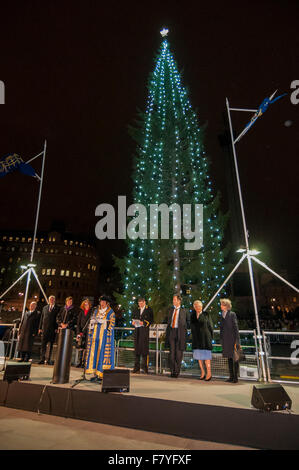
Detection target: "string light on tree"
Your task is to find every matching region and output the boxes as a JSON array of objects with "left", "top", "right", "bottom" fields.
[{"left": 114, "top": 31, "right": 228, "bottom": 324}]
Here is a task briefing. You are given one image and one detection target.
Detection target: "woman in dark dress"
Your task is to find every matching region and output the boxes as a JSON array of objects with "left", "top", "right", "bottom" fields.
[
  {"left": 18, "top": 301, "right": 40, "bottom": 362},
  {"left": 190, "top": 300, "right": 214, "bottom": 381},
  {"left": 76, "top": 298, "right": 93, "bottom": 367}
]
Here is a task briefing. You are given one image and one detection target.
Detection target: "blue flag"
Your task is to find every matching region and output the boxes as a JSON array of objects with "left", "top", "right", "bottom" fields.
[{"left": 0, "top": 154, "right": 36, "bottom": 178}]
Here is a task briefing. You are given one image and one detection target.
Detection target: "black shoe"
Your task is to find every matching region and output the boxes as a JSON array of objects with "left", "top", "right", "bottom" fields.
[
  {"left": 199, "top": 374, "right": 206, "bottom": 380},
  {"left": 233, "top": 378, "right": 239, "bottom": 383},
  {"left": 132, "top": 368, "right": 140, "bottom": 374},
  {"left": 205, "top": 375, "right": 212, "bottom": 382},
  {"left": 226, "top": 378, "right": 234, "bottom": 382},
  {"left": 38, "top": 360, "right": 45, "bottom": 365}
]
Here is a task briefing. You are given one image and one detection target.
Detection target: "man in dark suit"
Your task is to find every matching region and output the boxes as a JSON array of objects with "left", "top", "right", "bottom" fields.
[
  {"left": 132, "top": 297, "right": 154, "bottom": 374},
  {"left": 165, "top": 294, "right": 188, "bottom": 378},
  {"left": 38, "top": 295, "right": 60, "bottom": 365},
  {"left": 220, "top": 298, "right": 240, "bottom": 383}
]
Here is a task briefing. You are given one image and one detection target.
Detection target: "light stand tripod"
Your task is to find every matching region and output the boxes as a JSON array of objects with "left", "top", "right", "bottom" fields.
[
  {"left": 203, "top": 97, "right": 299, "bottom": 382},
  {"left": 0, "top": 141, "right": 49, "bottom": 356}
]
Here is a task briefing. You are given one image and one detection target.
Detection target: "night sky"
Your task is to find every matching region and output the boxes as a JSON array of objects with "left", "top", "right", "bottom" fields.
[{"left": 0, "top": 1, "right": 298, "bottom": 279}]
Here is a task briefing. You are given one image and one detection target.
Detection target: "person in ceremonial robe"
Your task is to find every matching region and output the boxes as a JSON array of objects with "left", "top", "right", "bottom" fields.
[
  {"left": 85, "top": 295, "right": 115, "bottom": 382},
  {"left": 132, "top": 297, "right": 154, "bottom": 374},
  {"left": 18, "top": 301, "right": 41, "bottom": 362}
]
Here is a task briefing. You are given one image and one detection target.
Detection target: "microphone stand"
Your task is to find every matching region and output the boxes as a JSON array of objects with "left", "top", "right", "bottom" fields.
[{"left": 71, "top": 316, "right": 91, "bottom": 389}]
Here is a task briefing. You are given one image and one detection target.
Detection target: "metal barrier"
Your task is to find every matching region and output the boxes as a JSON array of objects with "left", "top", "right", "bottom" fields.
[
  {"left": 4, "top": 323, "right": 299, "bottom": 384},
  {"left": 115, "top": 327, "right": 261, "bottom": 381},
  {"left": 0, "top": 323, "right": 18, "bottom": 359},
  {"left": 262, "top": 331, "right": 299, "bottom": 384}
]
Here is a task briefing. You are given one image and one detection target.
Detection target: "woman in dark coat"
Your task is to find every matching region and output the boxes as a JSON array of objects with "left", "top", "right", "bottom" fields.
[
  {"left": 220, "top": 298, "right": 240, "bottom": 383},
  {"left": 18, "top": 301, "right": 41, "bottom": 362},
  {"left": 190, "top": 300, "right": 213, "bottom": 381},
  {"left": 76, "top": 298, "right": 93, "bottom": 367}
]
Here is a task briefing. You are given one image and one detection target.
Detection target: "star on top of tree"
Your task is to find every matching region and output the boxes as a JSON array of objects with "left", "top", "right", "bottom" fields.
[{"left": 160, "top": 28, "right": 169, "bottom": 37}]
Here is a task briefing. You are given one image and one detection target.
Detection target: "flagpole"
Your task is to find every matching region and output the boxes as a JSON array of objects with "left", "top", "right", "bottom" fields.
[
  {"left": 30, "top": 139, "right": 47, "bottom": 263},
  {"left": 226, "top": 98, "right": 267, "bottom": 381}
]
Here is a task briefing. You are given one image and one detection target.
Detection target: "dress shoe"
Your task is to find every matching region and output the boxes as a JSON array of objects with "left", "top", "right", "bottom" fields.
[
  {"left": 226, "top": 378, "right": 234, "bottom": 382},
  {"left": 199, "top": 374, "right": 206, "bottom": 380},
  {"left": 132, "top": 368, "right": 140, "bottom": 374},
  {"left": 233, "top": 378, "right": 238, "bottom": 383},
  {"left": 205, "top": 375, "right": 212, "bottom": 382},
  {"left": 38, "top": 360, "right": 45, "bottom": 365}
]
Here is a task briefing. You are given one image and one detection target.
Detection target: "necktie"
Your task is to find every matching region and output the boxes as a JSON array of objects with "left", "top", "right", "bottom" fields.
[{"left": 172, "top": 308, "right": 178, "bottom": 328}]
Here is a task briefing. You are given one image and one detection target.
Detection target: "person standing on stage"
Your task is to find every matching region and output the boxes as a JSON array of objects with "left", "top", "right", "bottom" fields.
[
  {"left": 165, "top": 294, "right": 188, "bottom": 378},
  {"left": 132, "top": 297, "right": 154, "bottom": 374},
  {"left": 76, "top": 298, "right": 93, "bottom": 367},
  {"left": 190, "top": 300, "right": 213, "bottom": 381},
  {"left": 85, "top": 295, "right": 115, "bottom": 382},
  {"left": 220, "top": 298, "right": 240, "bottom": 383},
  {"left": 38, "top": 295, "right": 60, "bottom": 365},
  {"left": 57, "top": 296, "right": 77, "bottom": 331},
  {"left": 18, "top": 301, "right": 41, "bottom": 362}
]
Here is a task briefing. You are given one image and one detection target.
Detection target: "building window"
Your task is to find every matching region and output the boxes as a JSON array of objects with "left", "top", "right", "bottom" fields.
[
  {"left": 66, "top": 270, "right": 70, "bottom": 277},
  {"left": 52, "top": 269, "right": 56, "bottom": 276},
  {"left": 47, "top": 269, "right": 51, "bottom": 276},
  {"left": 73, "top": 272, "right": 77, "bottom": 277},
  {"left": 42, "top": 269, "right": 46, "bottom": 275},
  {"left": 60, "top": 270, "right": 65, "bottom": 276}
]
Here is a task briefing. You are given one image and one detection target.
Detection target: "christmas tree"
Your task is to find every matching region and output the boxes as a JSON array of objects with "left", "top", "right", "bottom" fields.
[{"left": 115, "top": 31, "right": 228, "bottom": 325}]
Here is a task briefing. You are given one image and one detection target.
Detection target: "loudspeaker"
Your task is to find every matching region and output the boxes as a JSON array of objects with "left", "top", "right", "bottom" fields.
[
  {"left": 102, "top": 369, "right": 130, "bottom": 393},
  {"left": 251, "top": 383, "right": 292, "bottom": 412},
  {"left": 3, "top": 363, "right": 31, "bottom": 383}
]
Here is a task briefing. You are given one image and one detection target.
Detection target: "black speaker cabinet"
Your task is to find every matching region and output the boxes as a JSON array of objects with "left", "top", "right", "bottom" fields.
[
  {"left": 3, "top": 362, "right": 31, "bottom": 383},
  {"left": 102, "top": 369, "right": 130, "bottom": 393},
  {"left": 251, "top": 383, "right": 292, "bottom": 412}
]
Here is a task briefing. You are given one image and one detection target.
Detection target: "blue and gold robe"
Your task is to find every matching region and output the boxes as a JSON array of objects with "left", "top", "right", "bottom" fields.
[{"left": 85, "top": 306, "right": 115, "bottom": 378}]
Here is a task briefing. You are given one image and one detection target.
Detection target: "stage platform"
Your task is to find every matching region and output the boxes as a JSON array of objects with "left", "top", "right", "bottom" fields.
[{"left": 1, "top": 363, "right": 299, "bottom": 450}]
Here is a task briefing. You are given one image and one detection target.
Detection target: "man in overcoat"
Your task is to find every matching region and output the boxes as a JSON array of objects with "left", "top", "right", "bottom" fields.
[
  {"left": 220, "top": 298, "right": 240, "bottom": 383},
  {"left": 38, "top": 295, "right": 60, "bottom": 364},
  {"left": 132, "top": 297, "right": 154, "bottom": 374},
  {"left": 18, "top": 301, "right": 41, "bottom": 362},
  {"left": 165, "top": 294, "right": 188, "bottom": 378}
]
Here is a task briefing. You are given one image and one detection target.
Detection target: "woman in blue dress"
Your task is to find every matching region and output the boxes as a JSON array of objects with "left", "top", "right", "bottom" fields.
[{"left": 190, "top": 300, "right": 214, "bottom": 381}]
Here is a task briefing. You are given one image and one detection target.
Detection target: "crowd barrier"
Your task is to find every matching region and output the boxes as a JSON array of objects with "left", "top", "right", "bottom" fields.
[{"left": 2, "top": 324, "right": 299, "bottom": 384}]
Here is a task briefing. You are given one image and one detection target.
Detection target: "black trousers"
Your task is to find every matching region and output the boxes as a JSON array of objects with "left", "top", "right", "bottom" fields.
[
  {"left": 134, "top": 354, "right": 148, "bottom": 371},
  {"left": 169, "top": 328, "right": 183, "bottom": 376},
  {"left": 20, "top": 351, "right": 31, "bottom": 361},
  {"left": 228, "top": 358, "right": 239, "bottom": 380},
  {"left": 40, "top": 335, "right": 55, "bottom": 362}
]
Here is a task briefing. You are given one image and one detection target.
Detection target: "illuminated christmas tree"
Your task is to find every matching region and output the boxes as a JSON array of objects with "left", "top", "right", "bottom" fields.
[{"left": 115, "top": 31, "right": 228, "bottom": 324}]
